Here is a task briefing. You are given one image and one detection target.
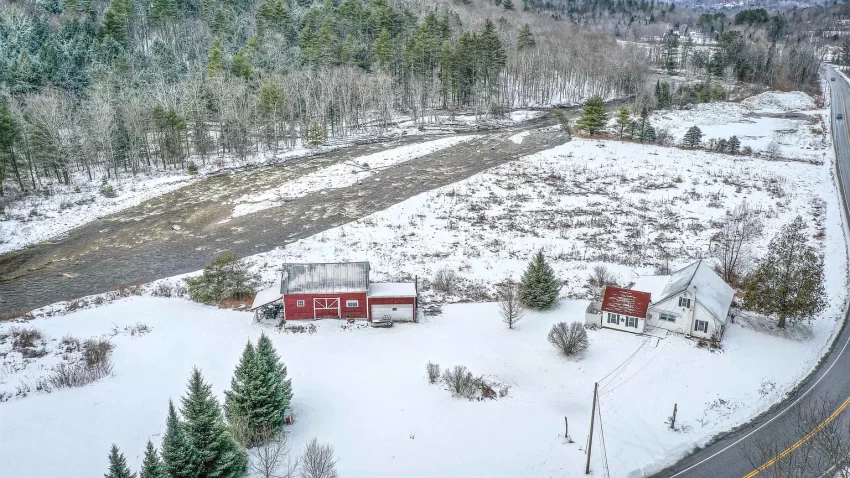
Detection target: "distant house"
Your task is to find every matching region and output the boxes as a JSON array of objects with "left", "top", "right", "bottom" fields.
[
  {"left": 250, "top": 262, "right": 417, "bottom": 323},
  {"left": 587, "top": 260, "right": 734, "bottom": 341}
]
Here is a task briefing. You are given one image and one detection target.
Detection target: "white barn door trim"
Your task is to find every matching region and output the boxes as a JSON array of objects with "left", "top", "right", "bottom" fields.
[{"left": 313, "top": 298, "right": 340, "bottom": 319}]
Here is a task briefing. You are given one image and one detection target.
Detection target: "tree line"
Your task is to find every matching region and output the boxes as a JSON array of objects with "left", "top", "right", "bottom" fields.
[{"left": 0, "top": 0, "right": 648, "bottom": 196}]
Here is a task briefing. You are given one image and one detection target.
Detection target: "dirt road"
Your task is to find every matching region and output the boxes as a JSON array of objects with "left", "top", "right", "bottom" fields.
[{"left": 0, "top": 120, "right": 569, "bottom": 313}]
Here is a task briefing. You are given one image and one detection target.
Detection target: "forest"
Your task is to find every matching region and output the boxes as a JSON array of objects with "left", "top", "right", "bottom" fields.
[{"left": 0, "top": 0, "right": 826, "bottom": 197}]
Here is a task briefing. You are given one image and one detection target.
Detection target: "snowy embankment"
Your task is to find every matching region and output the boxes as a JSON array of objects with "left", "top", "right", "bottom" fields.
[
  {"left": 228, "top": 135, "right": 479, "bottom": 218},
  {"left": 0, "top": 91, "right": 846, "bottom": 477}
]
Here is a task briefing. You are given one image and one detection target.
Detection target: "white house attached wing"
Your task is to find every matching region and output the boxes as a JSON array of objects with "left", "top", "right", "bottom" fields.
[{"left": 689, "top": 263, "right": 735, "bottom": 324}]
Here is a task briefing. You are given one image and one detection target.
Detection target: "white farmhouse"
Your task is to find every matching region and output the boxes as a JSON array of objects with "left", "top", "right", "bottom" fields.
[{"left": 588, "top": 260, "right": 735, "bottom": 341}]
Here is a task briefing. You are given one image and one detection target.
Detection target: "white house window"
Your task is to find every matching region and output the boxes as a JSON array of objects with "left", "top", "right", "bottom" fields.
[
  {"left": 607, "top": 313, "right": 620, "bottom": 324},
  {"left": 346, "top": 300, "right": 359, "bottom": 308},
  {"left": 626, "top": 317, "right": 638, "bottom": 328},
  {"left": 296, "top": 300, "right": 305, "bottom": 307},
  {"left": 659, "top": 313, "right": 676, "bottom": 322},
  {"left": 678, "top": 297, "right": 692, "bottom": 308},
  {"left": 694, "top": 320, "right": 709, "bottom": 333}
]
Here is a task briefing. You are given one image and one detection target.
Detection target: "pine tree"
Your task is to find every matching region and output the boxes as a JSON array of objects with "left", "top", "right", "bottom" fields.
[
  {"left": 373, "top": 28, "right": 395, "bottom": 72},
  {"left": 150, "top": 0, "right": 178, "bottom": 28},
  {"left": 139, "top": 440, "right": 165, "bottom": 478},
  {"left": 614, "top": 107, "right": 631, "bottom": 139},
  {"left": 255, "top": 333, "right": 293, "bottom": 423},
  {"left": 575, "top": 96, "right": 607, "bottom": 135},
  {"left": 161, "top": 401, "right": 199, "bottom": 478},
  {"left": 727, "top": 135, "right": 740, "bottom": 154},
  {"left": 180, "top": 368, "right": 247, "bottom": 478},
  {"left": 641, "top": 124, "right": 656, "bottom": 143},
  {"left": 503, "top": 0, "right": 515, "bottom": 10},
  {"left": 743, "top": 216, "right": 826, "bottom": 328},
  {"left": 100, "top": 0, "right": 131, "bottom": 48},
  {"left": 0, "top": 100, "right": 23, "bottom": 195},
  {"left": 518, "top": 250, "right": 559, "bottom": 310},
  {"left": 207, "top": 38, "right": 224, "bottom": 77},
  {"left": 305, "top": 121, "right": 326, "bottom": 147},
  {"left": 517, "top": 24, "right": 535, "bottom": 50},
  {"left": 716, "top": 138, "right": 728, "bottom": 152},
  {"left": 105, "top": 444, "right": 135, "bottom": 478},
  {"left": 682, "top": 125, "right": 703, "bottom": 148},
  {"left": 231, "top": 49, "right": 253, "bottom": 79},
  {"left": 256, "top": 0, "right": 290, "bottom": 33}
]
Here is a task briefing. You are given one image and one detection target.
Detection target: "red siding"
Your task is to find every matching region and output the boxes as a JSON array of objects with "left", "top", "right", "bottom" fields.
[
  {"left": 368, "top": 297, "right": 417, "bottom": 322},
  {"left": 283, "top": 292, "right": 368, "bottom": 320}
]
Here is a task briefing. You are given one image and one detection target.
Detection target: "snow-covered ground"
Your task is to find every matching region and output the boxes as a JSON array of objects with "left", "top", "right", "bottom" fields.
[
  {"left": 652, "top": 91, "right": 829, "bottom": 164},
  {"left": 229, "top": 136, "right": 479, "bottom": 218}
]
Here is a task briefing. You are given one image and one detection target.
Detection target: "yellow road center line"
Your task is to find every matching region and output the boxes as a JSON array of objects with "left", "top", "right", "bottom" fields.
[{"left": 742, "top": 395, "right": 850, "bottom": 478}]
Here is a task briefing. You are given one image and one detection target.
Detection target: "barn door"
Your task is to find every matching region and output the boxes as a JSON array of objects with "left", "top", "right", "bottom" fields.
[{"left": 313, "top": 298, "right": 340, "bottom": 319}]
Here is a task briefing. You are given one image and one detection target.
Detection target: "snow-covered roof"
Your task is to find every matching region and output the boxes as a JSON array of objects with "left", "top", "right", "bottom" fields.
[
  {"left": 648, "top": 260, "right": 734, "bottom": 324},
  {"left": 601, "top": 286, "right": 652, "bottom": 319},
  {"left": 281, "top": 262, "right": 369, "bottom": 294},
  {"left": 250, "top": 285, "right": 283, "bottom": 310},
  {"left": 368, "top": 282, "right": 417, "bottom": 298},
  {"left": 631, "top": 275, "right": 670, "bottom": 302}
]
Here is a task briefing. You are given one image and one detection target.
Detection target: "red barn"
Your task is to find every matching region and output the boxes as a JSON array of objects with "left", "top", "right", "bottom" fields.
[{"left": 252, "top": 262, "right": 417, "bottom": 323}]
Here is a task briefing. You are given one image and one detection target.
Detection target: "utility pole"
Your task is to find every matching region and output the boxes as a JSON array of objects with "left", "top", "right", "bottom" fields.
[{"left": 585, "top": 382, "right": 598, "bottom": 475}]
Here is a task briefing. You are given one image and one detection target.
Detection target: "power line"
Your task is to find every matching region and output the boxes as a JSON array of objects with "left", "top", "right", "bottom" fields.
[
  {"left": 600, "top": 339, "right": 670, "bottom": 397},
  {"left": 598, "top": 401, "right": 611, "bottom": 478}
]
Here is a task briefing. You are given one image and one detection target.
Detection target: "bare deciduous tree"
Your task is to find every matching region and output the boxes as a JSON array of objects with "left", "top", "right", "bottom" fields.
[
  {"left": 498, "top": 279, "right": 524, "bottom": 329},
  {"left": 711, "top": 201, "right": 764, "bottom": 285},
  {"left": 299, "top": 438, "right": 338, "bottom": 478},
  {"left": 585, "top": 265, "right": 619, "bottom": 302},
  {"left": 250, "top": 428, "right": 299, "bottom": 478}
]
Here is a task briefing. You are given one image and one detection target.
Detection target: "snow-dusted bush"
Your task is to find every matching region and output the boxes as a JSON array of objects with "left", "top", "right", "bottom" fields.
[
  {"left": 426, "top": 362, "right": 440, "bottom": 384},
  {"left": 432, "top": 268, "right": 459, "bottom": 294},
  {"left": 442, "top": 365, "right": 477, "bottom": 398},
  {"left": 82, "top": 338, "right": 113, "bottom": 368},
  {"left": 548, "top": 322, "right": 589, "bottom": 357},
  {"left": 9, "top": 327, "right": 44, "bottom": 352},
  {"left": 50, "top": 359, "right": 112, "bottom": 388}
]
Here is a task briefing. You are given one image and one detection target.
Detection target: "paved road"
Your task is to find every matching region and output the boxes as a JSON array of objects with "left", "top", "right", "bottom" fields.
[
  {"left": 653, "top": 67, "right": 850, "bottom": 478},
  {"left": 0, "top": 120, "right": 568, "bottom": 313}
]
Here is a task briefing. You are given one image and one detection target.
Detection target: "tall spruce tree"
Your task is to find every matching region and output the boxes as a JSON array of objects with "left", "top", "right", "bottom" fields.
[
  {"left": 727, "top": 135, "right": 741, "bottom": 154},
  {"left": 161, "top": 401, "right": 199, "bottom": 478},
  {"left": 575, "top": 96, "right": 607, "bottom": 135},
  {"left": 0, "top": 100, "right": 23, "bottom": 194},
  {"left": 139, "top": 440, "right": 166, "bottom": 478},
  {"left": 743, "top": 216, "right": 826, "bottom": 328},
  {"left": 518, "top": 250, "right": 559, "bottom": 310},
  {"left": 181, "top": 368, "right": 247, "bottom": 478},
  {"left": 683, "top": 126, "right": 703, "bottom": 148},
  {"left": 517, "top": 24, "right": 535, "bottom": 50},
  {"left": 207, "top": 38, "right": 224, "bottom": 77},
  {"left": 105, "top": 444, "right": 135, "bottom": 478}
]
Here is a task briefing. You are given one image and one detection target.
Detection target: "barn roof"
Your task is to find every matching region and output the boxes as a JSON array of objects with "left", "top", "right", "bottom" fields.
[
  {"left": 601, "top": 286, "right": 652, "bottom": 319},
  {"left": 280, "top": 262, "right": 370, "bottom": 294},
  {"left": 368, "top": 283, "right": 417, "bottom": 298}
]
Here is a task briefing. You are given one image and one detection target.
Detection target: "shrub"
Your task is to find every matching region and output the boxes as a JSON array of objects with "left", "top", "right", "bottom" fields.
[
  {"left": 426, "top": 362, "right": 440, "bottom": 384},
  {"left": 59, "top": 335, "right": 81, "bottom": 353},
  {"left": 442, "top": 365, "right": 477, "bottom": 398},
  {"left": 187, "top": 162, "right": 199, "bottom": 175},
  {"left": 82, "top": 338, "right": 113, "bottom": 368},
  {"left": 49, "top": 360, "right": 113, "bottom": 388},
  {"left": 11, "top": 327, "right": 43, "bottom": 351},
  {"left": 99, "top": 178, "right": 117, "bottom": 198},
  {"left": 548, "top": 322, "right": 589, "bottom": 357},
  {"left": 300, "top": 438, "right": 338, "bottom": 478},
  {"left": 432, "top": 268, "right": 459, "bottom": 294},
  {"left": 186, "top": 252, "right": 260, "bottom": 305}
]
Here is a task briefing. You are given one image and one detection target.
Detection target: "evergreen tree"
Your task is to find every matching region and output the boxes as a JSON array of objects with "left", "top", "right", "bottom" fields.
[
  {"left": 641, "top": 124, "right": 656, "bottom": 143},
  {"left": 139, "top": 440, "right": 165, "bottom": 478},
  {"left": 180, "top": 368, "right": 247, "bottom": 478},
  {"left": 518, "top": 250, "right": 559, "bottom": 310},
  {"left": 743, "top": 217, "right": 826, "bottom": 329},
  {"left": 255, "top": 333, "right": 293, "bottom": 423},
  {"left": 207, "top": 38, "right": 224, "bottom": 77},
  {"left": 305, "top": 121, "right": 326, "bottom": 147},
  {"left": 150, "top": 0, "right": 178, "bottom": 28},
  {"left": 614, "top": 107, "right": 631, "bottom": 139},
  {"left": 503, "top": 0, "right": 515, "bottom": 10},
  {"left": 517, "top": 24, "right": 536, "bottom": 50},
  {"left": 373, "top": 28, "right": 395, "bottom": 72},
  {"left": 716, "top": 138, "right": 728, "bottom": 152},
  {"left": 231, "top": 49, "right": 253, "bottom": 79},
  {"left": 727, "top": 135, "right": 740, "bottom": 154},
  {"left": 100, "top": 0, "right": 131, "bottom": 48},
  {"left": 161, "top": 401, "right": 199, "bottom": 478},
  {"left": 662, "top": 29, "right": 679, "bottom": 74},
  {"left": 575, "top": 96, "right": 607, "bottom": 135},
  {"left": 256, "top": 0, "right": 290, "bottom": 33},
  {"left": 682, "top": 125, "right": 703, "bottom": 148},
  {"left": 0, "top": 100, "right": 23, "bottom": 195},
  {"left": 105, "top": 444, "right": 135, "bottom": 478}
]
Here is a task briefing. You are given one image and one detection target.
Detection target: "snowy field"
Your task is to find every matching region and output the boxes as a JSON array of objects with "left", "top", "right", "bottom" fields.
[
  {"left": 1, "top": 88, "right": 848, "bottom": 477},
  {"left": 651, "top": 91, "right": 829, "bottom": 164}
]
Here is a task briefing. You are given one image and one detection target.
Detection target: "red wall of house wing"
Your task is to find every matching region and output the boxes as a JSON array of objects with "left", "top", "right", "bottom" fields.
[
  {"left": 367, "top": 297, "right": 417, "bottom": 322},
  {"left": 283, "top": 292, "right": 368, "bottom": 320}
]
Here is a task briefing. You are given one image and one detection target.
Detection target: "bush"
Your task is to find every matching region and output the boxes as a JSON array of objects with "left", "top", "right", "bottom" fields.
[
  {"left": 99, "top": 178, "right": 117, "bottom": 198},
  {"left": 300, "top": 438, "right": 338, "bottom": 478},
  {"left": 432, "top": 268, "right": 459, "bottom": 294},
  {"left": 49, "top": 360, "right": 113, "bottom": 388},
  {"left": 442, "top": 365, "right": 477, "bottom": 398},
  {"left": 186, "top": 252, "right": 260, "bottom": 305},
  {"left": 10, "top": 327, "right": 43, "bottom": 351},
  {"left": 548, "top": 322, "right": 589, "bottom": 357},
  {"left": 187, "top": 162, "right": 199, "bottom": 175},
  {"left": 82, "top": 338, "right": 113, "bottom": 368},
  {"left": 426, "top": 362, "right": 440, "bottom": 384}
]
